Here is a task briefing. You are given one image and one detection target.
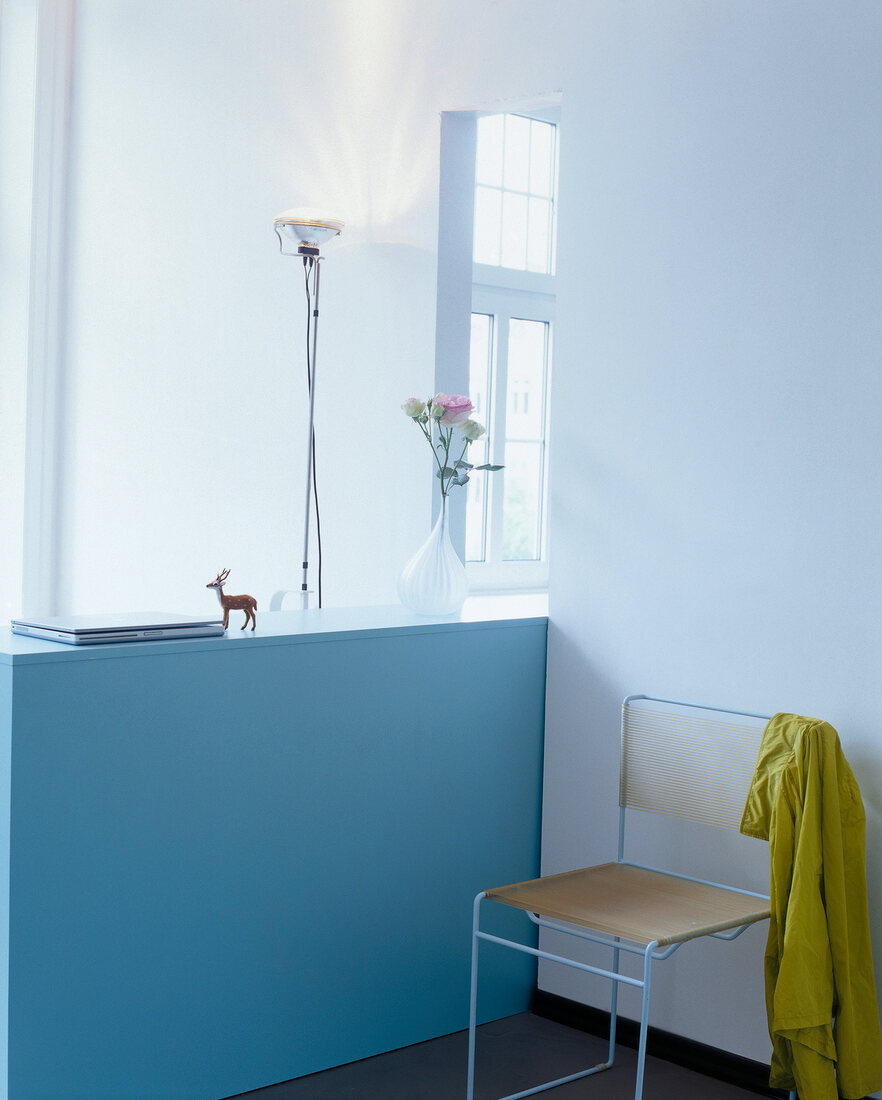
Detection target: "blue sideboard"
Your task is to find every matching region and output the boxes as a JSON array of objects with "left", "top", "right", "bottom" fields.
[{"left": 0, "top": 603, "right": 547, "bottom": 1100}]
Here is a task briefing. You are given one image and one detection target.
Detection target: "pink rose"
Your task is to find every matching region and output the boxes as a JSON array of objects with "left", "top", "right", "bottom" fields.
[{"left": 433, "top": 392, "right": 474, "bottom": 426}]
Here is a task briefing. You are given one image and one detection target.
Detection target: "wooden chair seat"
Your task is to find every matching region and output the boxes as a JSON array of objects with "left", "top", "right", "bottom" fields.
[{"left": 486, "top": 861, "right": 771, "bottom": 947}]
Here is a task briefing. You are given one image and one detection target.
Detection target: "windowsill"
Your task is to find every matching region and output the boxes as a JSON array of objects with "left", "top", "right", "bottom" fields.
[
  {"left": 466, "top": 563, "right": 549, "bottom": 592},
  {"left": 461, "top": 591, "right": 548, "bottom": 619}
]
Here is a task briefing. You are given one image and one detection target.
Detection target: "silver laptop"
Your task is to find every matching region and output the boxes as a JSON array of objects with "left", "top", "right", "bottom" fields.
[{"left": 11, "top": 612, "right": 226, "bottom": 645}]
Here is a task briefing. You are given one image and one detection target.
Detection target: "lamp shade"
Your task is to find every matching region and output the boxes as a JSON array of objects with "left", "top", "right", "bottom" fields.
[{"left": 274, "top": 210, "right": 344, "bottom": 255}]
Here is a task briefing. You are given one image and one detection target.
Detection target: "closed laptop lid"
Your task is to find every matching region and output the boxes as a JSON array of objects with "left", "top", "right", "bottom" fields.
[{"left": 12, "top": 612, "right": 223, "bottom": 635}]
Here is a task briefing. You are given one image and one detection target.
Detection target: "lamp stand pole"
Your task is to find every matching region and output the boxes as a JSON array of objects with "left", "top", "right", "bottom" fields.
[
  {"left": 270, "top": 212, "right": 343, "bottom": 614},
  {"left": 299, "top": 254, "right": 322, "bottom": 610}
]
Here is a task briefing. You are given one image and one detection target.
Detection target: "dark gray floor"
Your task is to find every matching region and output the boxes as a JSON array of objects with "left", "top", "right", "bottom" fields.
[{"left": 229, "top": 1012, "right": 767, "bottom": 1099}]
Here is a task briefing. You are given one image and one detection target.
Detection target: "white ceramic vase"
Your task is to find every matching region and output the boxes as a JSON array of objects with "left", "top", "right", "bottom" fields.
[{"left": 397, "top": 495, "right": 468, "bottom": 616}]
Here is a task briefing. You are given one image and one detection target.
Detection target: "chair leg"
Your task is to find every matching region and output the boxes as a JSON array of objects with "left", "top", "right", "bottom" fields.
[
  {"left": 607, "top": 941, "right": 621, "bottom": 1067},
  {"left": 468, "top": 897, "right": 637, "bottom": 1100},
  {"left": 466, "top": 893, "right": 484, "bottom": 1100},
  {"left": 633, "top": 942, "right": 657, "bottom": 1100}
]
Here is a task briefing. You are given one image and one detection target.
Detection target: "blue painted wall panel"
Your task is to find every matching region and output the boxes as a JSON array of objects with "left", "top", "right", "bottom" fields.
[
  {"left": 0, "top": 665, "right": 11, "bottom": 1100},
  {"left": 5, "top": 618, "right": 546, "bottom": 1099}
]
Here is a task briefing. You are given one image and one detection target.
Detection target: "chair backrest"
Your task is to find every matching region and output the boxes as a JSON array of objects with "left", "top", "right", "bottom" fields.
[{"left": 619, "top": 695, "right": 770, "bottom": 833}]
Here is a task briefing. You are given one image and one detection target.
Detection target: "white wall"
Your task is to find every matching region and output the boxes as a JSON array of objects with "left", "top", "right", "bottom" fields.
[
  {"left": 29, "top": 0, "right": 573, "bottom": 617},
  {"left": 55, "top": 0, "right": 437, "bottom": 613},
  {"left": 547, "top": 0, "right": 882, "bottom": 1077},
  {"left": 5, "top": 0, "right": 882, "bottom": 1080},
  {"left": 0, "top": 0, "right": 37, "bottom": 625}
]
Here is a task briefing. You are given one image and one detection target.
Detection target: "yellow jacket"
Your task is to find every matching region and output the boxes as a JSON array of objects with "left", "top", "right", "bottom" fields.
[{"left": 740, "top": 713, "right": 881, "bottom": 1099}]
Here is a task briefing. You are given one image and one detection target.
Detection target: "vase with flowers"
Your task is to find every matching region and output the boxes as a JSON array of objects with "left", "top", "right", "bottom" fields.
[{"left": 398, "top": 393, "right": 502, "bottom": 615}]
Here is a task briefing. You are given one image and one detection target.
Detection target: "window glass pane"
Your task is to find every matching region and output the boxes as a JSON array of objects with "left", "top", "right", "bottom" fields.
[
  {"left": 476, "top": 113, "right": 504, "bottom": 187},
  {"left": 503, "top": 114, "right": 530, "bottom": 192},
  {"left": 465, "top": 313, "right": 493, "bottom": 563},
  {"left": 473, "top": 186, "right": 501, "bottom": 265},
  {"left": 507, "top": 319, "right": 547, "bottom": 440},
  {"left": 468, "top": 313, "right": 492, "bottom": 434},
  {"left": 500, "top": 191, "right": 527, "bottom": 269},
  {"left": 502, "top": 441, "right": 543, "bottom": 560},
  {"left": 475, "top": 113, "right": 557, "bottom": 274},
  {"left": 528, "top": 119, "right": 554, "bottom": 197},
  {"left": 465, "top": 471, "right": 488, "bottom": 563},
  {"left": 526, "top": 197, "right": 552, "bottom": 273}
]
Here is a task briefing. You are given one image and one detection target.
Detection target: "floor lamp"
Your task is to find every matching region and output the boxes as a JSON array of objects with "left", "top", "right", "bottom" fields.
[{"left": 270, "top": 211, "right": 344, "bottom": 611}]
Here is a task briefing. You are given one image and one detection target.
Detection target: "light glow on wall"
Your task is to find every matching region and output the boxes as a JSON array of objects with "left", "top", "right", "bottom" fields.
[{"left": 283, "top": 0, "right": 437, "bottom": 244}]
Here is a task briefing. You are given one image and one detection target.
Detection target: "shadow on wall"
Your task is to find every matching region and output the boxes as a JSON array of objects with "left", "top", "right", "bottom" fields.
[{"left": 540, "top": 615, "right": 625, "bottom": 871}]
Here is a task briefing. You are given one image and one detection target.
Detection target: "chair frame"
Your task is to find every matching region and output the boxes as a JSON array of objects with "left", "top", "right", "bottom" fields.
[{"left": 466, "top": 694, "right": 796, "bottom": 1100}]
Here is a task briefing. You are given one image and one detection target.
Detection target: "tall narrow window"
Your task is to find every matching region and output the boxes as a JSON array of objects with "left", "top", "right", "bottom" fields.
[
  {"left": 473, "top": 113, "right": 556, "bottom": 274},
  {"left": 465, "top": 110, "right": 557, "bottom": 591}
]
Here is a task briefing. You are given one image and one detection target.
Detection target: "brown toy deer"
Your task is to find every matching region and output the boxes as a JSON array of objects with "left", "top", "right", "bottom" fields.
[{"left": 207, "top": 569, "right": 257, "bottom": 630}]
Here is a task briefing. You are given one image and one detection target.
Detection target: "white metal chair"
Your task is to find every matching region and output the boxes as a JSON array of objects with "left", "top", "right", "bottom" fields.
[{"left": 467, "top": 694, "right": 796, "bottom": 1100}]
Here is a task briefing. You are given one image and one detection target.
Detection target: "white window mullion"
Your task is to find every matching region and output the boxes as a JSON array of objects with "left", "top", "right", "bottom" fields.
[
  {"left": 487, "top": 312, "right": 509, "bottom": 567},
  {"left": 536, "top": 323, "right": 552, "bottom": 559}
]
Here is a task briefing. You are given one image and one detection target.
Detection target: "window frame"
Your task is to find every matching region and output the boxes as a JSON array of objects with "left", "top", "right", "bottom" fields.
[
  {"left": 466, "top": 280, "right": 554, "bottom": 591},
  {"left": 464, "top": 107, "right": 558, "bottom": 594}
]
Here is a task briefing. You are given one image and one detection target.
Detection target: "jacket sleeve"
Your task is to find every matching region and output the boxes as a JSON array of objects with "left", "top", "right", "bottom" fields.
[
  {"left": 820, "top": 734, "right": 882, "bottom": 1098},
  {"left": 765, "top": 735, "right": 838, "bottom": 1099}
]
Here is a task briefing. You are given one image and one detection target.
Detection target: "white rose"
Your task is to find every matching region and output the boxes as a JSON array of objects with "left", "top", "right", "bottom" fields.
[{"left": 460, "top": 418, "right": 486, "bottom": 441}]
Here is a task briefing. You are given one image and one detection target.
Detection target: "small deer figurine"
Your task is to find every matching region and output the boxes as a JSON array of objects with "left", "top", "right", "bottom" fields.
[{"left": 207, "top": 569, "right": 257, "bottom": 631}]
